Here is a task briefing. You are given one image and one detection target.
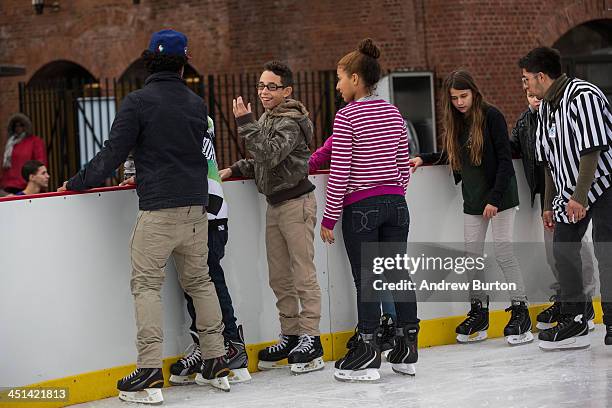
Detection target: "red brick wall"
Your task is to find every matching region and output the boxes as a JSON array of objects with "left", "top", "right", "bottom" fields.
[{"left": 0, "top": 0, "right": 610, "bottom": 158}]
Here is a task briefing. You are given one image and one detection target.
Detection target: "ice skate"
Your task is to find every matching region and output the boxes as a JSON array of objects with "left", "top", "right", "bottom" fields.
[
  {"left": 334, "top": 333, "right": 381, "bottom": 382},
  {"left": 538, "top": 314, "right": 590, "bottom": 351},
  {"left": 169, "top": 343, "right": 201, "bottom": 385},
  {"left": 504, "top": 300, "right": 534, "bottom": 345},
  {"left": 257, "top": 334, "right": 299, "bottom": 370},
  {"left": 456, "top": 298, "right": 489, "bottom": 343},
  {"left": 195, "top": 356, "right": 231, "bottom": 392},
  {"left": 117, "top": 368, "right": 164, "bottom": 405},
  {"left": 225, "top": 325, "right": 252, "bottom": 383},
  {"left": 387, "top": 325, "right": 418, "bottom": 376},
  {"left": 288, "top": 334, "right": 325, "bottom": 374},
  {"left": 536, "top": 295, "right": 561, "bottom": 330}
]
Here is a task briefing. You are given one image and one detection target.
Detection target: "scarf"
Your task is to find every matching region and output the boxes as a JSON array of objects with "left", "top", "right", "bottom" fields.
[{"left": 3, "top": 132, "right": 27, "bottom": 169}]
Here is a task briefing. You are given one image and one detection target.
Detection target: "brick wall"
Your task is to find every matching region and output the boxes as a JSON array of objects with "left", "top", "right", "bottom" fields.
[{"left": 0, "top": 0, "right": 610, "bottom": 161}]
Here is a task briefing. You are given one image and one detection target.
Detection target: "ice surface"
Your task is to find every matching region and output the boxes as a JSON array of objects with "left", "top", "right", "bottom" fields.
[{"left": 76, "top": 325, "right": 612, "bottom": 408}]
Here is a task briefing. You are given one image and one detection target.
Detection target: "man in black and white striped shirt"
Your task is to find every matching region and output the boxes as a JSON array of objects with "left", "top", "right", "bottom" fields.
[{"left": 519, "top": 47, "right": 612, "bottom": 350}]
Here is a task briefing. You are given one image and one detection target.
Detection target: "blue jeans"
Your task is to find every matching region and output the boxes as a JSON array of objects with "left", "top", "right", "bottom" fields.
[
  {"left": 342, "top": 194, "right": 419, "bottom": 333},
  {"left": 185, "top": 219, "right": 239, "bottom": 341}
]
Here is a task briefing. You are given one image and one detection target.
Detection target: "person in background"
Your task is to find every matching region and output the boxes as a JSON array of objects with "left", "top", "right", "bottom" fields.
[
  {"left": 15, "top": 160, "right": 49, "bottom": 195},
  {"left": 1, "top": 113, "right": 47, "bottom": 194}
]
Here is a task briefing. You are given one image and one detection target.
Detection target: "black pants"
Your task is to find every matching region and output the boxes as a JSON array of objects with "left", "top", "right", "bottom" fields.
[
  {"left": 342, "top": 194, "right": 419, "bottom": 334},
  {"left": 554, "top": 187, "right": 612, "bottom": 325},
  {"left": 185, "top": 219, "right": 239, "bottom": 342}
]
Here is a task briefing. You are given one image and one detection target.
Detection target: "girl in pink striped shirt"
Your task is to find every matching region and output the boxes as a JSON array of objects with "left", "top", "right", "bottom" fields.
[{"left": 321, "top": 39, "right": 420, "bottom": 382}]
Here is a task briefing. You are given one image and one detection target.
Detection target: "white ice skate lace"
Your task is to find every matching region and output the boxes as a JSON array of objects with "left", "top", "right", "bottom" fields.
[
  {"left": 291, "top": 335, "right": 314, "bottom": 353},
  {"left": 268, "top": 334, "right": 291, "bottom": 353},
  {"left": 122, "top": 368, "right": 140, "bottom": 381},
  {"left": 180, "top": 343, "right": 202, "bottom": 368}
]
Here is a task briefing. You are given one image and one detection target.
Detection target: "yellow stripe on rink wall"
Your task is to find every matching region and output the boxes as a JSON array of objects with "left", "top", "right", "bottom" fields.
[{"left": 11, "top": 301, "right": 604, "bottom": 408}]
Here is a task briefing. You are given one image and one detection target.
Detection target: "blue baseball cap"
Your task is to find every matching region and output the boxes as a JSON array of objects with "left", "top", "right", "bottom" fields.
[{"left": 148, "top": 29, "right": 190, "bottom": 58}]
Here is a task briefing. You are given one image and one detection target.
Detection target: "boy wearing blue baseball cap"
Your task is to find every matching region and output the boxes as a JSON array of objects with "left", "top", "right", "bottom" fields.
[{"left": 59, "top": 29, "right": 230, "bottom": 404}]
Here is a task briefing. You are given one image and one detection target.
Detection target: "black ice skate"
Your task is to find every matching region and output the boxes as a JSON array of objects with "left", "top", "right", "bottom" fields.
[
  {"left": 504, "top": 300, "right": 534, "bottom": 345},
  {"left": 287, "top": 334, "right": 325, "bottom": 374},
  {"left": 605, "top": 325, "right": 612, "bottom": 346},
  {"left": 169, "top": 343, "right": 202, "bottom": 385},
  {"left": 586, "top": 301, "right": 596, "bottom": 331},
  {"left": 117, "top": 368, "right": 164, "bottom": 405},
  {"left": 377, "top": 313, "right": 396, "bottom": 359},
  {"left": 257, "top": 334, "right": 299, "bottom": 370},
  {"left": 195, "top": 356, "right": 231, "bottom": 392},
  {"left": 536, "top": 295, "right": 561, "bottom": 330},
  {"left": 225, "top": 325, "right": 251, "bottom": 383},
  {"left": 538, "top": 313, "right": 590, "bottom": 351},
  {"left": 334, "top": 333, "right": 381, "bottom": 382},
  {"left": 387, "top": 325, "right": 418, "bottom": 376},
  {"left": 456, "top": 298, "right": 489, "bottom": 343}
]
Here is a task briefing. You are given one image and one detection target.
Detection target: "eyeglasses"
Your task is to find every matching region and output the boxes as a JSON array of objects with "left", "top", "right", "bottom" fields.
[
  {"left": 521, "top": 73, "right": 540, "bottom": 86},
  {"left": 257, "top": 82, "right": 285, "bottom": 91}
]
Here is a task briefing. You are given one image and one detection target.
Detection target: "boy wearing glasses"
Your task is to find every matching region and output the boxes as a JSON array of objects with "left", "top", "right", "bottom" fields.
[{"left": 220, "top": 61, "right": 323, "bottom": 374}]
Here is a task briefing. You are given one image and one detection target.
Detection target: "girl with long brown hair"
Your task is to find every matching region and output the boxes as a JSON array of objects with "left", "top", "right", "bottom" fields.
[{"left": 411, "top": 70, "right": 531, "bottom": 346}]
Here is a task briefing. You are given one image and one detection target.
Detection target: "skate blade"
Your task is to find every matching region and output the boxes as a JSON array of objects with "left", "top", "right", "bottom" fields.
[
  {"left": 290, "top": 357, "right": 325, "bottom": 375},
  {"left": 333, "top": 368, "right": 380, "bottom": 382},
  {"left": 391, "top": 363, "right": 416, "bottom": 376},
  {"left": 194, "top": 374, "right": 231, "bottom": 392},
  {"left": 506, "top": 331, "right": 534, "bottom": 346},
  {"left": 536, "top": 322, "right": 555, "bottom": 330},
  {"left": 588, "top": 320, "right": 595, "bottom": 331},
  {"left": 538, "top": 336, "right": 590, "bottom": 351},
  {"left": 169, "top": 374, "right": 196, "bottom": 385},
  {"left": 257, "top": 359, "right": 289, "bottom": 370},
  {"left": 118, "top": 389, "right": 163, "bottom": 405},
  {"left": 456, "top": 331, "right": 487, "bottom": 343},
  {"left": 228, "top": 367, "right": 252, "bottom": 383}
]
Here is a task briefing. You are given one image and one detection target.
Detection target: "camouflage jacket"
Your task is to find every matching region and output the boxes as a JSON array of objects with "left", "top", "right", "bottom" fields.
[{"left": 231, "top": 99, "right": 315, "bottom": 204}]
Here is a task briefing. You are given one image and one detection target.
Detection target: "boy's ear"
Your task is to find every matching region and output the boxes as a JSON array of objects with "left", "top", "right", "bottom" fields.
[
  {"left": 351, "top": 73, "right": 359, "bottom": 86},
  {"left": 283, "top": 86, "right": 293, "bottom": 98}
]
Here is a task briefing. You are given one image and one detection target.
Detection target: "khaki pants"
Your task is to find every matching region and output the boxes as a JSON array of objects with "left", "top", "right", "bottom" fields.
[
  {"left": 130, "top": 206, "right": 225, "bottom": 368},
  {"left": 266, "top": 192, "right": 321, "bottom": 336}
]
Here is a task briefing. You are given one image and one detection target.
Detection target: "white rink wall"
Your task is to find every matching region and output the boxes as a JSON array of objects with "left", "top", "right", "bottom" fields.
[{"left": 0, "top": 162, "right": 548, "bottom": 387}]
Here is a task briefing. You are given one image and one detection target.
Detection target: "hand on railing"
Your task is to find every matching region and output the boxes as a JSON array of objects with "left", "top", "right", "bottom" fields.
[
  {"left": 57, "top": 181, "right": 68, "bottom": 192},
  {"left": 219, "top": 168, "right": 232, "bottom": 181},
  {"left": 408, "top": 157, "right": 423, "bottom": 173},
  {"left": 119, "top": 176, "right": 136, "bottom": 186}
]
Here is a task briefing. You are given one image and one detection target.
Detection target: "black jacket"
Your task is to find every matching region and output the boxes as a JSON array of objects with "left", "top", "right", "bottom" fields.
[
  {"left": 418, "top": 105, "right": 515, "bottom": 208},
  {"left": 510, "top": 108, "right": 545, "bottom": 207},
  {"left": 67, "top": 72, "right": 209, "bottom": 210}
]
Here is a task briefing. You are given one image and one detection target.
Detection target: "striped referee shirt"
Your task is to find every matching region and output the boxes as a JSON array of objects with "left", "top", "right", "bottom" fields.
[{"left": 536, "top": 78, "right": 612, "bottom": 223}]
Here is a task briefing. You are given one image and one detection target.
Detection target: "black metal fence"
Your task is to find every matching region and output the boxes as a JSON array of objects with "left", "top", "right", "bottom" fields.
[{"left": 18, "top": 70, "right": 338, "bottom": 190}]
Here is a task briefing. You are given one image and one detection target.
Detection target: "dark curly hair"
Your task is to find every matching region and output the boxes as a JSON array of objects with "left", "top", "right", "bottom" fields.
[
  {"left": 141, "top": 50, "right": 187, "bottom": 74},
  {"left": 518, "top": 47, "right": 562, "bottom": 79},
  {"left": 263, "top": 60, "right": 294, "bottom": 87}
]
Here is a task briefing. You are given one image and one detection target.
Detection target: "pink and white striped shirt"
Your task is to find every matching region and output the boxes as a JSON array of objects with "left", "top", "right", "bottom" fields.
[{"left": 321, "top": 99, "right": 410, "bottom": 230}]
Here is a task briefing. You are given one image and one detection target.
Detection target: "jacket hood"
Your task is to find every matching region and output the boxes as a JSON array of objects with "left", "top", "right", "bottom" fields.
[
  {"left": 269, "top": 99, "right": 313, "bottom": 144},
  {"left": 7, "top": 113, "right": 33, "bottom": 136}
]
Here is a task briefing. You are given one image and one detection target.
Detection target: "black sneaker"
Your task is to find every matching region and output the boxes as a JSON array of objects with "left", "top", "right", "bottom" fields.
[
  {"left": 387, "top": 325, "right": 418, "bottom": 376},
  {"left": 257, "top": 334, "right": 299, "bottom": 370},
  {"left": 376, "top": 314, "right": 396, "bottom": 353},
  {"left": 536, "top": 295, "right": 561, "bottom": 330},
  {"left": 504, "top": 300, "right": 534, "bottom": 345},
  {"left": 456, "top": 298, "right": 489, "bottom": 343},
  {"left": 169, "top": 343, "right": 202, "bottom": 385},
  {"left": 538, "top": 314, "right": 590, "bottom": 350},
  {"left": 334, "top": 333, "right": 381, "bottom": 382},
  {"left": 195, "top": 356, "right": 231, "bottom": 391},
  {"left": 605, "top": 325, "right": 612, "bottom": 346},
  {"left": 117, "top": 368, "right": 164, "bottom": 404},
  {"left": 287, "top": 334, "right": 325, "bottom": 374},
  {"left": 225, "top": 325, "right": 251, "bottom": 383}
]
